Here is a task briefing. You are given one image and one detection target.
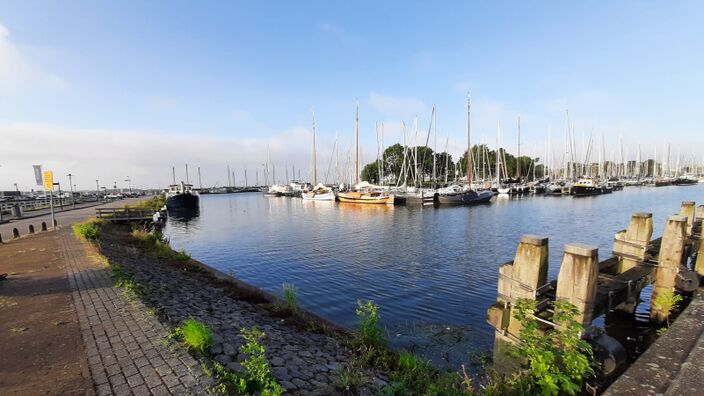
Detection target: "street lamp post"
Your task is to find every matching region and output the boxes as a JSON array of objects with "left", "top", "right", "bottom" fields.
[{"left": 67, "top": 173, "right": 75, "bottom": 209}]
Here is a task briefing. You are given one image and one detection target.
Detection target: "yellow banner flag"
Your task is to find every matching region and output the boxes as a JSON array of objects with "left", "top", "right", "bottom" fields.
[{"left": 43, "top": 171, "right": 54, "bottom": 191}]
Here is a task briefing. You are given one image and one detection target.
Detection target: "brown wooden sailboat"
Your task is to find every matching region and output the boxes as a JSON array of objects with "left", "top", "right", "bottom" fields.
[{"left": 337, "top": 103, "right": 395, "bottom": 205}]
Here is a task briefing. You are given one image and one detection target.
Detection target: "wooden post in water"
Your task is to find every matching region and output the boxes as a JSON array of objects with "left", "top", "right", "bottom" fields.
[
  {"left": 679, "top": 201, "right": 696, "bottom": 236},
  {"left": 612, "top": 212, "right": 653, "bottom": 274},
  {"left": 487, "top": 235, "right": 549, "bottom": 369},
  {"left": 650, "top": 215, "right": 687, "bottom": 323},
  {"left": 556, "top": 243, "right": 599, "bottom": 327},
  {"left": 694, "top": 211, "right": 704, "bottom": 278}
]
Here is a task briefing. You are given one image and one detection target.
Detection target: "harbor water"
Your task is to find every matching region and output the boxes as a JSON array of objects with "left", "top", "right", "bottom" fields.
[{"left": 165, "top": 184, "right": 704, "bottom": 368}]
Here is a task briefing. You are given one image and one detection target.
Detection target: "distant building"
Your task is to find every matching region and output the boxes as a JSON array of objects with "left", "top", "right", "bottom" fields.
[{"left": 0, "top": 191, "right": 21, "bottom": 198}]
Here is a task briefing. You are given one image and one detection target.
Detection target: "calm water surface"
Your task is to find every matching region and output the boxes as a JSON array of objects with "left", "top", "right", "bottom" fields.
[{"left": 165, "top": 184, "right": 704, "bottom": 367}]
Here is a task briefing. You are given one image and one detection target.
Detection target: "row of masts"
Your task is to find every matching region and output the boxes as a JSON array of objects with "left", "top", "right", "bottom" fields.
[{"left": 173, "top": 103, "right": 704, "bottom": 189}]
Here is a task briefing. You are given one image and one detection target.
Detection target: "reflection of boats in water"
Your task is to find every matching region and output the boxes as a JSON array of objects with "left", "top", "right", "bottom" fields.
[
  {"left": 167, "top": 207, "right": 200, "bottom": 221},
  {"left": 166, "top": 181, "right": 200, "bottom": 210}
]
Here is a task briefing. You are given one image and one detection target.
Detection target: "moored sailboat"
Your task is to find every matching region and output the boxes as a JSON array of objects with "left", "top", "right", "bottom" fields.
[
  {"left": 437, "top": 95, "right": 494, "bottom": 205},
  {"left": 336, "top": 103, "right": 396, "bottom": 205}
]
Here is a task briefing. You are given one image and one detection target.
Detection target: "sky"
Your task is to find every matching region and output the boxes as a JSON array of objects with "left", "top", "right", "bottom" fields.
[{"left": 0, "top": 1, "right": 703, "bottom": 190}]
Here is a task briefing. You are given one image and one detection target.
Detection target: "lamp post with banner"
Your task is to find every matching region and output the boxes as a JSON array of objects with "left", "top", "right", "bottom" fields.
[{"left": 43, "top": 170, "right": 56, "bottom": 229}]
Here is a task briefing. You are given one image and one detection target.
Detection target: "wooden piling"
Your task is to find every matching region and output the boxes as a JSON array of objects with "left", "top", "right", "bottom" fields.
[
  {"left": 650, "top": 215, "right": 687, "bottom": 323},
  {"left": 695, "top": 215, "right": 704, "bottom": 279},
  {"left": 488, "top": 235, "right": 549, "bottom": 370},
  {"left": 679, "top": 201, "right": 696, "bottom": 236},
  {"left": 556, "top": 243, "right": 599, "bottom": 327},
  {"left": 612, "top": 212, "right": 653, "bottom": 274}
]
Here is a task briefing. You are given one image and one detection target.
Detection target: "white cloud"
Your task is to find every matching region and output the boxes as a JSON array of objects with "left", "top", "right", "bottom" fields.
[
  {"left": 0, "top": 24, "right": 65, "bottom": 91},
  {"left": 317, "top": 22, "right": 345, "bottom": 36},
  {"left": 0, "top": 122, "right": 332, "bottom": 190},
  {"left": 368, "top": 92, "right": 428, "bottom": 118}
]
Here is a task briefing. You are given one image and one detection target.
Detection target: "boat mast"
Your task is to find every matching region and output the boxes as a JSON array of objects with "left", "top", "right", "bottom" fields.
[
  {"left": 198, "top": 166, "right": 202, "bottom": 189},
  {"left": 172, "top": 166, "right": 176, "bottom": 185},
  {"left": 355, "top": 102, "right": 359, "bottom": 186},
  {"left": 432, "top": 105, "right": 437, "bottom": 188},
  {"left": 185, "top": 164, "right": 189, "bottom": 184},
  {"left": 496, "top": 121, "right": 501, "bottom": 184},
  {"left": 312, "top": 111, "right": 317, "bottom": 185},
  {"left": 467, "top": 94, "right": 473, "bottom": 188},
  {"left": 516, "top": 115, "right": 521, "bottom": 179}
]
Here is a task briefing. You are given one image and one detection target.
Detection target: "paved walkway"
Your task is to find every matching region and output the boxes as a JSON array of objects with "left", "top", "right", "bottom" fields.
[
  {"left": 0, "top": 198, "right": 146, "bottom": 243},
  {"left": 603, "top": 292, "right": 704, "bottom": 396},
  {"left": 60, "top": 230, "right": 212, "bottom": 395},
  {"left": 1, "top": 202, "right": 214, "bottom": 395}
]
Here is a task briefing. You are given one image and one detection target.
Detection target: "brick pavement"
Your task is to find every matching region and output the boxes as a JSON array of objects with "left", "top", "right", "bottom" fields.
[{"left": 60, "top": 229, "right": 213, "bottom": 395}]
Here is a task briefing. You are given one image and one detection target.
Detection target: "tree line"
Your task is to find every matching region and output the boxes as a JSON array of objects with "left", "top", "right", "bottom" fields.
[{"left": 361, "top": 143, "right": 545, "bottom": 185}]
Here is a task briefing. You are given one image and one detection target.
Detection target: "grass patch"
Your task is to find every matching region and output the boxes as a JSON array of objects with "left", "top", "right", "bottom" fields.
[
  {"left": 72, "top": 219, "right": 105, "bottom": 241},
  {"left": 173, "top": 319, "right": 213, "bottom": 354},
  {"left": 279, "top": 283, "right": 299, "bottom": 313},
  {"left": 126, "top": 195, "right": 166, "bottom": 211},
  {"left": 131, "top": 227, "right": 191, "bottom": 261}
]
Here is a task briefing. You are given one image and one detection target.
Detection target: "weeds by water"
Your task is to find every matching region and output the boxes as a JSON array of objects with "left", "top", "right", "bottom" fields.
[
  {"left": 126, "top": 195, "right": 166, "bottom": 211},
  {"left": 173, "top": 319, "right": 213, "bottom": 354},
  {"left": 72, "top": 219, "right": 105, "bottom": 241},
  {"left": 282, "top": 283, "right": 299, "bottom": 312},
  {"left": 131, "top": 227, "right": 191, "bottom": 261}
]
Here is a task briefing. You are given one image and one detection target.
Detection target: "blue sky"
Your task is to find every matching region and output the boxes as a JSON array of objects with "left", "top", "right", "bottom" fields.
[{"left": 1, "top": 1, "right": 702, "bottom": 189}]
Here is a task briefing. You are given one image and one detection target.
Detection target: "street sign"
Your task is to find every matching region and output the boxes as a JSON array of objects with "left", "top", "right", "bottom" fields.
[
  {"left": 43, "top": 171, "right": 54, "bottom": 191},
  {"left": 33, "top": 165, "right": 43, "bottom": 186}
]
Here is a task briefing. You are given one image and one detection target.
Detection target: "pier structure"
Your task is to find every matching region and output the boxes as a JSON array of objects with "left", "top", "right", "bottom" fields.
[{"left": 487, "top": 200, "right": 703, "bottom": 375}]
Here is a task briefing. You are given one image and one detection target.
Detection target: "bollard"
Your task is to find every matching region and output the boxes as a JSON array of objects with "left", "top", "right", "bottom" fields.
[
  {"left": 612, "top": 212, "right": 653, "bottom": 273},
  {"left": 28, "top": 224, "right": 34, "bottom": 234},
  {"left": 695, "top": 217, "right": 704, "bottom": 279},
  {"left": 41, "top": 222, "right": 47, "bottom": 232},
  {"left": 0, "top": 232, "right": 3, "bottom": 243},
  {"left": 556, "top": 243, "right": 599, "bottom": 327},
  {"left": 650, "top": 215, "right": 687, "bottom": 323},
  {"left": 696, "top": 205, "right": 704, "bottom": 222},
  {"left": 489, "top": 235, "right": 549, "bottom": 371},
  {"left": 12, "top": 228, "right": 20, "bottom": 239},
  {"left": 679, "top": 201, "right": 696, "bottom": 236}
]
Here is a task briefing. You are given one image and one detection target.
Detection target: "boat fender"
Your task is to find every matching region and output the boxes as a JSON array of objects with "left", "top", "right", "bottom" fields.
[
  {"left": 583, "top": 327, "right": 627, "bottom": 375},
  {"left": 675, "top": 268, "right": 699, "bottom": 293}
]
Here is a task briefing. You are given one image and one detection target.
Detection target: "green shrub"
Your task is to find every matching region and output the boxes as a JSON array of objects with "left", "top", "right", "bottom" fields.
[
  {"left": 237, "top": 327, "right": 282, "bottom": 395},
  {"left": 72, "top": 219, "right": 104, "bottom": 241},
  {"left": 510, "top": 299, "right": 595, "bottom": 396},
  {"left": 174, "top": 319, "right": 213, "bottom": 354},
  {"left": 653, "top": 290, "right": 683, "bottom": 327},
  {"left": 355, "top": 300, "right": 384, "bottom": 347},
  {"left": 131, "top": 227, "right": 191, "bottom": 261}
]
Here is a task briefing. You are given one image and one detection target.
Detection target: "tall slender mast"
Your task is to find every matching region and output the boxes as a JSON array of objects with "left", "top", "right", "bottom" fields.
[
  {"left": 172, "top": 166, "right": 176, "bottom": 184},
  {"left": 466, "top": 94, "right": 473, "bottom": 187},
  {"left": 227, "top": 164, "right": 231, "bottom": 187},
  {"left": 496, "top": 121, "right": 501, "bottom": 184},
  {"left": 355, "top": 102, "right": 359, "bottom": 186},
  {"left": 516, "top": 115, "right": 521, "bottom": 179},
  {"left": 185, "top": 164, "right": 189, "bottom": 184},
  {"left": 198, "top": 166, "right": 202, "bottom": 189},
  {"left": 312, "top": 111, "right": 317, "bottom": 185},
  {"left": 432, "top": 105, "right": 437, "bottom": 187}
]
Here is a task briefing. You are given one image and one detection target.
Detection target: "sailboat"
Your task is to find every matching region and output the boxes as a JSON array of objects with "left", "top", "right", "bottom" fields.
[
  {"left": 337, "top": 104, "right": 395, "bottom": 205},
  {"left": 302, "top": 112, "right": 335, "bottom": 201},
  {"left": 437, "top": 95, "right": 493, "bottom": 205}
]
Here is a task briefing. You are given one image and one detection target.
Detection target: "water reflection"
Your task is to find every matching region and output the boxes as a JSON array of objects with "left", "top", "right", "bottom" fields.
[{"left": 165, "top": 185, "right": 704, "bottom": 368}]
